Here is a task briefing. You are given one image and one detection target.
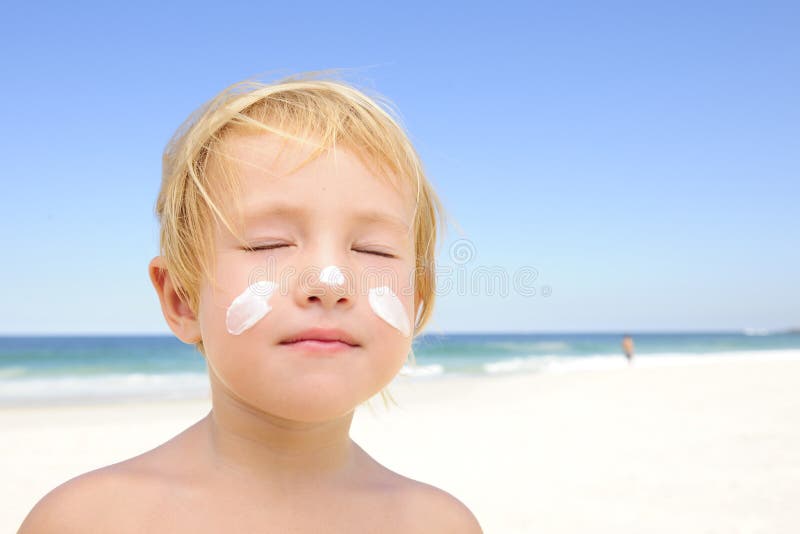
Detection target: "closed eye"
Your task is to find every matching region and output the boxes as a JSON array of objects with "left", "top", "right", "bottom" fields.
[
  {"left": 246, "top": 244, "right": 395, "bottom": 258},
  {"left": 354, "top": 249, "right": 396, "bottom": 258},
  {"left": 247, "top": 244, "right": 289, "bottom": 252}
]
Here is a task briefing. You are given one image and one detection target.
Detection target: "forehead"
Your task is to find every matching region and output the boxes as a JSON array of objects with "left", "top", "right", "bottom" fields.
[{"left": 216, "top": 132, "right": 417, "bottom": 229}]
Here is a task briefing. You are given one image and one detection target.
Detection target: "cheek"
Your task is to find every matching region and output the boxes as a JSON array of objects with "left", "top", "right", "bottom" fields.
[
  {"left": 196, "top": 276, "right": 272, "bottom": 371},
  {"left": 367, "top": 286, "right": 412, "bottom": 337},
  {"left": 224, "top": 281, "right": 278, "bottom": 335},
  {"left": 358, "top": 259, "right": 416, "bottom": 336},
  {"left": 199, "top": 254, "right": 276, "bottom": 335}
]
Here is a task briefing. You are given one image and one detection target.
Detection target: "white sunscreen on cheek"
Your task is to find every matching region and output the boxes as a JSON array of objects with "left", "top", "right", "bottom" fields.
[
  {"left": 226, "top": 280, "right": 278, "bottom": 335},
  {"left": 368, "top": 286, "right": 412, "bottom": 338},
  {"left": 319, "top": 265, "right": 345, "bottom": 286}
]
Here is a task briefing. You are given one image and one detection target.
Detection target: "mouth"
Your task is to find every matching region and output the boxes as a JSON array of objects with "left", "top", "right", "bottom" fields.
[
  {"left": 280, "top": 340, "right": 356, "bottom": 355},
  {"left": 279, "top": 327, "right": 360, "bottom": 348}
]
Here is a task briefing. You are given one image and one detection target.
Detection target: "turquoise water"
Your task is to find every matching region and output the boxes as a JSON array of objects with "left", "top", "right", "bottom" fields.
[{"left": 1, "top": 332, "right": 799, "bottom": 405}]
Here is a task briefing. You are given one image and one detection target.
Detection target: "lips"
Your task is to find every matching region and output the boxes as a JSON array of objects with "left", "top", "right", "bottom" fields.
[{"left": 279, "top": 327, "right": 359, "bottom": 347}]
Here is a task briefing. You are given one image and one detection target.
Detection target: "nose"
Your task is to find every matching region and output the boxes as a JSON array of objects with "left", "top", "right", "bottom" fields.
[{"left": 295, "top": 262, "right": 354, "bottom": 309}]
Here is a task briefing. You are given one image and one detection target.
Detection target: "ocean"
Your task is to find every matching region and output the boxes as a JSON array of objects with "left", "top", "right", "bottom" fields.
[{"left": 1, "top": 332, "right": 799, "bottom": 406}]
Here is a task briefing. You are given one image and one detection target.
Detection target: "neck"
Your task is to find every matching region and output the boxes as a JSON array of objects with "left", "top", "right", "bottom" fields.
[{"left": 201, "top": 369, "right": 357, "bottom": 486}]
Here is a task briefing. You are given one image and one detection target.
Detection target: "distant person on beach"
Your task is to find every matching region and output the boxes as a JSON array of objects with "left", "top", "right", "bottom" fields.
[
  {"left": 19, "top": 73, "right": 482, "bottom": 532},
  {"left": 622, "top": 334, "right": 635, "bottom": 364}
]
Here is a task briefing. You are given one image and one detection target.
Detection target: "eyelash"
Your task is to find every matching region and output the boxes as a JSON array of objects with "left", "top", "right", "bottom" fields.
[{"left": 248, "top": 244, "right": 396, "bottom": 259}]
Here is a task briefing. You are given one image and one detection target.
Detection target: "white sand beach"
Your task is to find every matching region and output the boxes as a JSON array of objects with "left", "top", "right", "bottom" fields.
[{"left": 3, "top": 354, "right": 800, "bottom": 533}]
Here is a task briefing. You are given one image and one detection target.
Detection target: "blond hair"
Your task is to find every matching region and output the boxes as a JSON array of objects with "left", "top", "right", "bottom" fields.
[{"left": 154, "top": 71, "right": 446, "bottom": 407}]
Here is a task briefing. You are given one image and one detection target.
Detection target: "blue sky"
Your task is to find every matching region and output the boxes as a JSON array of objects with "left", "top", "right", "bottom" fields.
[{"left": 1, "top": 1, "right": 797, "bottom": 334}]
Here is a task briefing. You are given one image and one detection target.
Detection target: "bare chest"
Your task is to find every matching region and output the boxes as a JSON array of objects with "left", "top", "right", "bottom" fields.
[{"left": 120, "top": 487, "right": 419, "bottom": 534}]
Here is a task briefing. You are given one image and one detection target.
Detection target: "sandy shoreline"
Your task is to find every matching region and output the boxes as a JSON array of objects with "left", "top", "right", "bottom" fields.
[{"left": 3, "top": 356, "right": 800, "bottom": 533}]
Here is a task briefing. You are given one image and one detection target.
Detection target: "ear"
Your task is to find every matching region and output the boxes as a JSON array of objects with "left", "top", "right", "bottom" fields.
[{"left": 148, "top": 256, "right": 202, "bottom": 344}]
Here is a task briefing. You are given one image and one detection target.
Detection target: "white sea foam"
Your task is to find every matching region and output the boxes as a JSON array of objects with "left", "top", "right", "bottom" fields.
[
  {"left": 488, "top": 341, "right": 570, "bottom": 352},
  {"left": 0, "top": 366, "right": 27, "bottom": 379},
  {"left": 0, "top": 372, "right": 210, "bottom": 406},
  {"left": 482, "top": 349, "right": 800, "bottom": 377},
  {"left": 484, "top": 357, "right": 544, "bottom": 374},
  {"left": 399, "top": 363, "right": 444, "bottom": 378}
]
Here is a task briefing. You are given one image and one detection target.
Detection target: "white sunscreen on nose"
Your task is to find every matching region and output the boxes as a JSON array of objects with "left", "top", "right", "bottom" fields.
[
  {"left": 226, "top": 280, "right": 278, "bottom": 335},
  {"left": 368, "top": 286, "right": 411, "bottom": 337},
  {"left": 319, "top": 265, "right": 345, "bottom": 286}
]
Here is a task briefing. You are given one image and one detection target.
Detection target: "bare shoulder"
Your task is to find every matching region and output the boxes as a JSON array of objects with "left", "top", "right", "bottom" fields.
[
  {"left": 382, "top": 476, "right": 482, "bottom": 534},
  {"left": 18, "top": 417, "right": 206, "bottom": 533},
  {"left": 17, "top": 465, "right": 140, "bottom": 534},
  {"left": 354, "top": 444, "right": 483, "bottom": 533},
  {"left": 407, "top": 481, "right": 483, "bottom": 533}
]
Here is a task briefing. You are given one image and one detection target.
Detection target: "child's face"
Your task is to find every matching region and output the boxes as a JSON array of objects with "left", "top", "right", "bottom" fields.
[{"left": 198, "top": 132, "right": 417, "bottom": 422}]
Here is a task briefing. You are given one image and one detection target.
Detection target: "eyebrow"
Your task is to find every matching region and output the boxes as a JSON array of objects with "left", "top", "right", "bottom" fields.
[{"left": 244, "top": 202, "right": 411, "bottom": 233}]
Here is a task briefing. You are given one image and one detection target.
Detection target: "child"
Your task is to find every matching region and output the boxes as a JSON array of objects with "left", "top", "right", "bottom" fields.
[{"left": 18, "top": 72, "right": 483, "bottom": 533}]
